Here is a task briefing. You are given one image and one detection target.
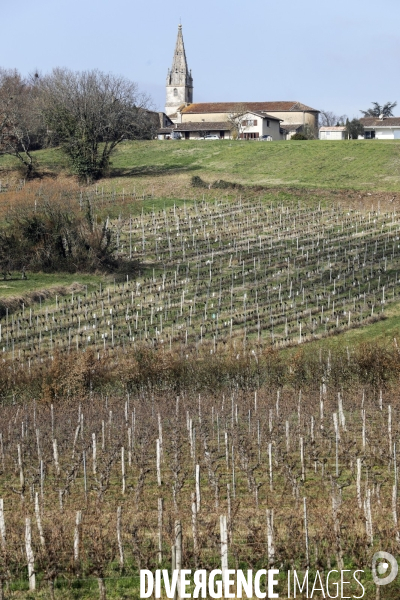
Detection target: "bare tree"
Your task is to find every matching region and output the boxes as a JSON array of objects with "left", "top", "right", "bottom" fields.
[
  {"left": 302, "top": 123, "right": 319, "bottom": 140},
  {"left": 38, "top": 68, "right": 154, "bottom": 182},
  {"left": 0, "top": 69, "right": 42, "bottom": 177},
  {"left": 319, "top": 110, "right": 347, "bottom": 127},
  {"left": 227, "top": 104, "right": 249, "bottom": 139}
]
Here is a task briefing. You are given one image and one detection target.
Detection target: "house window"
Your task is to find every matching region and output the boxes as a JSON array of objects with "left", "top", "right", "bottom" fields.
[
  {"left": 243, "top": 119, "right": 257, "bottom": 127},
  {"left": 365, "top": 130, "right": 375, "bottom": 139},
  {"left": 267, "top": 120, "right": 270, "bottom": 127},
  {"left": 173, "top": 88, "right": 178, "bottom": 97},
  {"left": 241, "top": 132, "right": 259, "bottom": 139}
]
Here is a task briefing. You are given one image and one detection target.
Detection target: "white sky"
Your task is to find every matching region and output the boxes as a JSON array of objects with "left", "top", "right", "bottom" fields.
[{"left": 1, "top": 0, "right": 399, "bottom": 118}]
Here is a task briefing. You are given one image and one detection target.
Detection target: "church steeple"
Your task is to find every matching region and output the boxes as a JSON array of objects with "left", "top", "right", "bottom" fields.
[{"left": 165, "top": 25, "right": 193, "bottom": 119}]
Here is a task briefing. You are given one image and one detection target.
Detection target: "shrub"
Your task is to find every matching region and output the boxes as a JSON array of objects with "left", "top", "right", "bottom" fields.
[
  {"left": 291, "top": 133, "right": 308, "bottom": 140},
  {"left": 190, "top": 175, "right": 208, "bottom": 188},
  {"left": 0, "top": 185, "right": 139, "bottom": 275},
  {"left": 211, "top": 179, "right": 242, "bottom": 189}
]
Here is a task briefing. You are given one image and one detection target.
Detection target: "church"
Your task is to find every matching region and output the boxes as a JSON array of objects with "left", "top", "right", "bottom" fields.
[
  {"left": 165, "top": 24, "right": 193, "bottom": 120},
  {"left": 158, "top": 26, "right": 319, "bottom": 140}
]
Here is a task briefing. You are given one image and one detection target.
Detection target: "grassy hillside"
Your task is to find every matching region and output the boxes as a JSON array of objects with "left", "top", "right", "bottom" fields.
[
  {"left": 111, "top": 139, "right": 400, "bottom": 191},
  {"left": 2, "top": 135, "right": 400, "bottom": 600},
  {"left": 1, "top": 139, "right": 400, "bottom": 193}
]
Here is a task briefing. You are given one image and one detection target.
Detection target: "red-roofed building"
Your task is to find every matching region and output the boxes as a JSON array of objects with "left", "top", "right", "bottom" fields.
[
  {"left": 163, "top": 26, "right": 319, "bottom": 139},
  {"left": 177, "top": 102, "right": 319, "bottom": 139}
]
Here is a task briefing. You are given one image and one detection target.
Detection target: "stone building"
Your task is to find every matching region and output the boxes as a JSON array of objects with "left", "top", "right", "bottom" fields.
[
  {"left": 165, "top": 25, "right": 193, "bottom": 120},
  {"left": 162, "top": 26, "right": 319, "bottom": 139},
  {"left": 178, "top": 102, "right": 319, "bottom": 137}
]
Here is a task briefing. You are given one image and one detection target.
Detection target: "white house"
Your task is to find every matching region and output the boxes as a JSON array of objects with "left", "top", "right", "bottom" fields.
[
  {"left": 236, "top": 111, "right": 283, "bottom": 140},
  {"left": 156, "top": 110, "right": 283, "bottom": 140},
  {"left": 359, "top": 117, "right": 400, "bottom": 139},
  {"left": 319, "top": 126, "right": 347, "bottom": 140},
  {"left": 157, "top": 121, "right": 231, "bottom": 139}
]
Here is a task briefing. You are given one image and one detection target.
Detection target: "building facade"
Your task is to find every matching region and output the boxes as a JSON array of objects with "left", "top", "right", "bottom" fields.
[
  {"left": 177, "top": 102, "right": 318, "bottom": 132},
  {"left": 162, "top": 28, "right": 319, "bottom": 139},
  {"left": 165, "top": 25, "right": 193, "bottom": 120},
  {"left": 319, "top": 126, "right": 347, "bottom": 140},
  {"left": 156, "top": 110, "right": 283, "bottom": 140},
  {"left": 359, "top": 117, "right": 400, "bottom": 139}
]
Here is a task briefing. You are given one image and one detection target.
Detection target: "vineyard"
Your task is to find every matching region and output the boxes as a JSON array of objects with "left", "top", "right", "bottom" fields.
[
  {"left": 0, "top": 387, "right": 400, "bottom": 599},
  {"left": 1, "top": 190, "right": 400, "bottom": 364},
  {"left": 2, "top": 183, "right": 400, "bottom": 598}
]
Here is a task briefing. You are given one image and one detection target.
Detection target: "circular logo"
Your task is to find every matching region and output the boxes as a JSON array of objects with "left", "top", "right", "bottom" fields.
[{"left": 372, "top": 551, "right": 398, "bottom": 586}]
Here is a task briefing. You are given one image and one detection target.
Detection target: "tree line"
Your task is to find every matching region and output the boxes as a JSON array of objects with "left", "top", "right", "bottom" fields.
[{"left": 0, "top": 67, "right": 156, "bottom": 181}]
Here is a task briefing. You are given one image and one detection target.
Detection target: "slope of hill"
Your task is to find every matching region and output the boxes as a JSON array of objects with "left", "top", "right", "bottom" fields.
[{"left": 0, "top": 139, "right": 399, "bottom": 192}]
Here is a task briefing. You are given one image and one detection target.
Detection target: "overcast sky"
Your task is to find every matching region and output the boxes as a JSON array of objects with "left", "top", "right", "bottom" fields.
[{"left": 1, "top": 0, "right": 399, "bottom": 118}]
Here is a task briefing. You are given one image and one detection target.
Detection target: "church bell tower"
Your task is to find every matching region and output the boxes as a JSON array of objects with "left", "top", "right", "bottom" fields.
[{"left": 165, "top": 24, "right": 193, "bottom": 119}]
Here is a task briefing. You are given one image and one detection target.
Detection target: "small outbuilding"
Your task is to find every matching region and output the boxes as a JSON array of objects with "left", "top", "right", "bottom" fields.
[{"left": 319, "top": 126, "right": 347, "bottom": 140}]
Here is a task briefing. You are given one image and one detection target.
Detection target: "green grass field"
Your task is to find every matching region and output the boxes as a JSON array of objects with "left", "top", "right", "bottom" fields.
[
  {"left": 0, "top": 273, "right": 103, "bottom": 299},
  {"left": 1, "top": 139, "right": 400, "bottom": 193},
  {"left": 111, "top": 139, "right": 400, "bottom": 191}
]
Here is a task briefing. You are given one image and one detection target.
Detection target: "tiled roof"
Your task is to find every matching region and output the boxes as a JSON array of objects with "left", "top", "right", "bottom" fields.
[
  {"left": 157, "top": 121, "right": 232, "bottom": 134},
  {"left": 360, "top": 117, "right": 400, "bottom": 127},
  {"left": 181, "top": 101, "right": 319, "bottom": 114},
  {"left": 280, "top": 123, "right": 303, "bottom": 132},
  {"left": 175, "top": 121, "right": 231, "bottom": 131},
  {"left": 243, "top": 110, "right": 282, "bottom": 121},
  {"left": 320, "top": 126, "right": 347, "bottom": 131}
]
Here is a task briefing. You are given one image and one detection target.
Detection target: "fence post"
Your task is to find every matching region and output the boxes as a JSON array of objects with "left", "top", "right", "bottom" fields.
[
  {"left": 158, "top": 498, "right": 163, "bottom": 564},
  {"left": 195, "top": 465, "right": 201, "bottom": 512},
  {"left": 25, "top": 517, "right": 35, "bottom": 591},
  {"left": 171, "top": 544, "right": 177, "bottom": 600},
  {"left": 157, "top": 439, "right": 162, "bottom": 486},
  {"left": 74, "top": 510, "right": 82, "bottom": 562},
  {"left": 117, "top": 506, "right": 124, "bottom": 567},
  {"left": 303, "top": 498, "right": 309, "bottom": 568},
  {"left": 220, "top": 514, "right": 228, "bottom": 574},
  {"left": 34, "top": 492, "right": 45, "bottom": 548},
  {"left": 0, "top": 499, "right": 5, "bottom": 549},
  {"left": 121, "top": 447, "right": 126, "bottom": 495},
  {"left": 191, "top": 492, "right": 198, "bottom": 566},
  {"left": 175, "top": 520, "right": 182, "bottom": 599},
  {"left": 266, "top": 508, "right": 275, "bottom": 567}
]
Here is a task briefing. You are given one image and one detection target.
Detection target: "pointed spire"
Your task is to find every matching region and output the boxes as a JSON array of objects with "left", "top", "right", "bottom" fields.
[
  {"left": 167, "top": 25, "right": 192, "bottom": 86},
  {"left": 172, "top": 24, "right": 187, "bottom": 71},
  {"left": 165, "top": 24, "right": 193, "bottom": 117}
]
